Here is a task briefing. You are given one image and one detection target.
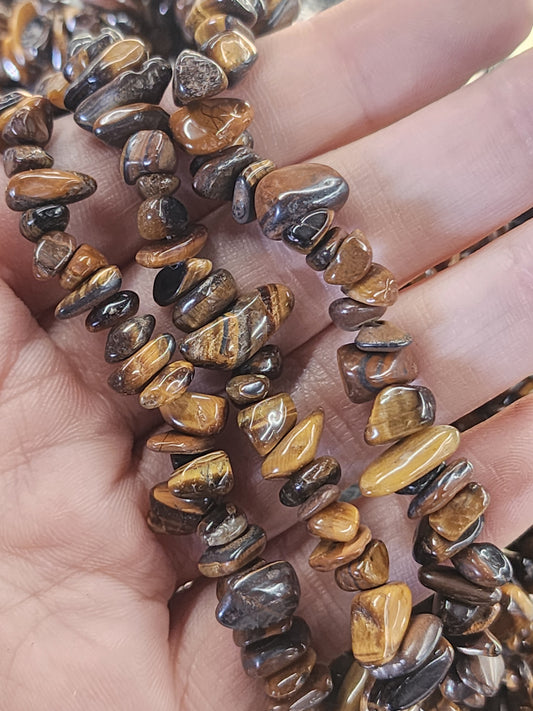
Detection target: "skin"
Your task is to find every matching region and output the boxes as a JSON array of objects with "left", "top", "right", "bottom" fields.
[{"left": 1, "top": 0, "right": 533, "bottom": 707}]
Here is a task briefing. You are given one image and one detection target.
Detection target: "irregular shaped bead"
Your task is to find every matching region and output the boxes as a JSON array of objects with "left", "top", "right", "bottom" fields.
[
  {"left": 173, "top": 49, "right": 228, "bottom": 104},
  {"left": 254, "top": 0, "right": 299, "bottom": 34},
  {"left": 329, "top": 298, "right": 386, "bottom": 332},
  {"left": 136, "top": 173, "right": 181, "bottom": 199},
  {"left": 139, "top": 360, "right": 194, "bottom": 409},
  {"left": 3, "top": 145, "right": 53, "bottom": 177},
  {"left": 147, "top": 482, "right": 204, "bottom": 535},
  {"left": 281, "top": 457, "right": 341, "bottom": 507},
  {"left": 434, "top": 596, "right": 500, "bottom": 637},
  {"left": 359, "top": 425, "right": 461, "bottom": 497},
  {"left": 265, "top": 647, "right": 316, "bottom": 699},
  {"left": 342, "top": 263, "right": 398, "bottom": 307},
  {"left": 234, "top": 344, "right": 283, "bottom": 379},
  {"left": 7, "top": 169, "right": 96, "bottom": 211},
  {"left": 63, "top": 32, "right": 116, "bottom": 81},
  {"left": 428, "top": 483, "right": 490, "bottom": 541},
  {"left": 407, "top": 459, "right": 473, "bottom": 518},
  {"left": 452, "top": 544, "right": 512, "bottom": 589},
  {"left": 146, "top": 430, "right": 216, "bottom": 454},
  {"left": 338, "top": 344, "right": 418, "bottom": 403},
  {"left": 136, "top": 223, "right": 208, "bottom": 268},
  {"left": 37, "top": 72, "right": 69, "bottom": 111},
  {"left": 1, "top": 96, "right": 53, "bottom": 147},
  {"left": 262, "top": 409, "right": 324, "bottom": 479},
  {"left": 108, "top": 333, "right": 175, "bottom": 395},
  {"left": 309, "top": 524, "right": 372, "bottom": 572},
  {"left": 197, "top": 502, "right": 248, "bottom": 546},
  {"left": 450, "top": 630, "right": 502, "bottom": 658},
  {"left": 137, "top": 196, "right": 188, "bottom": 240},
  {"left": 180, "top": 284, "right": 294, "bottom": 368},
  {"left": 267, "top": 663, "right": 333, "bottom": 710},
  {"left": 85, "top": 290, "right": 139, "bottom": 332},
  {"left": 194, "top": 13, "right": 255, "bottom": 50},
  {"left": 192, "top": 145, "right": 258, "bottom": 200},
  {"left": 334, "top": 539, "right": 389, "bottom": 592},
  {"left": 418, "top": 566, "right": 502, "bottom": 606},
  {"left": 241, "top": 617, "right": 311, "bottom": 678},
  {"left": 74, "top": 58, "right": 172, "bottom": 131},
  {"left": 356, "top": 321, "right": 413, "bottom": 352},
  {"left": 232, "top": 158, "right": 276, "bottom": 224},
  {"left": 19, "top": 204, "right": 70, "bottom": 242},
  {"left": 226, "top": 374, "right": 270, "bottom": 406},
  {"left": 153, "top": 259, "right": 213, "bottom": 306},
  {"left": 233, "top": 618, "right": 293, "bottom": 648},
  {"left": 198, "top": 524, "right": 267, "bottom": 577},
  {"left": 413, "top": 515, "right": 484, "bottom": 566},
  {"left": 456, "top": 653, "right": 505, "bottom": 698},
  {"left": 397, "top": 462, "right": 446, "bottom": 496},
  {"left": 255, "top": 163, "right": 349, "bottom": 241},
  {"left": 93, "top": 103, "right": 170, "bottom": 148},
  {"left": 216, "top": 561, "right": 300, "bottom": 630},
  {"left": 216, "top": 557, "right": 267, "bottom": 601},
  {"left": 204, "top": 30, "right": 257, "bottom": 84},
  {"left": 55, "top": 265, "right": 122, "bottom": 319},
  {"left": 440, "top": 666, "right": 486, "bottom": 706},
  {"left": 365, "top": 385, "right": 436, "bottom": 446},
  {"left": 105, "top": 314, "right": 155, "bottom": 363},
  {"left": 307, "top": 501, "right": 359, "bottom": 542},
  {"left": 324, "top": 229, "right": 372, "bottom": 285},
  {"left": 173, "top": 268, "right": 238, "bottom": 332},
  {"left": 296, "top": 484, "right": 340, "bottom": 520},
  {"left": 282, "top": 209, "right": 335, "bottom": 254},
  {"left": 160, "top": 391, "right": 228, "bottom": 436},
  {"left": 170, "top": 98, "right": 254, "bottom": 155},
  {"left": 168, "top": 450, "right": 233, "bottom": 498},
  {"left": 238, "top": 393, "right": 297, "bottom": 456},
  {"left": 306, "top": 226, "right": 347, "bottom": 271},
  {"left": 335, "top": 660, "right": 369, "bottom": 711},
  {"left": 32, "top": 231, "right": 76, "bottom": 280},
  {"left": 350, "top": 582, "right": 412, "bottom": 666},
  {"left": 60, "top": 243, "right": 108, "bottom": 291},
  {"left": 121, "top": 129, "right": 177, "bottom": 185}
]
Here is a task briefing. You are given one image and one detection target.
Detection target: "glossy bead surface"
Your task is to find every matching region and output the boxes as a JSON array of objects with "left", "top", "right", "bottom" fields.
[
  {"left": 197, "top": 502, "right": 248, "bottom": 547},
  {"left": 137, "top": 196, "right": 188, "bottom": 241},
  {"left": 147, "top": 482, "right": 203, "bottom": 536},
  {"left": 306, "top": 225, "right": 346, "bottom": 271},
  {"left": 1, "top": 96, "right": 53, "bottom": 147},
  {"left": 254, "top": 0, "right": 299, "bottom": 33},
  {"left": 60, "top": 243, "right": 108, "bottom": 292},
  {"left": 428, "top": 483, "right": 490, "bottom": 541},
  {"left": 418, "top": 566, "right": 502, "bottom": 606},
  {"left": 307, "top": 501, "right": 359, "bottom": 542},
  {"left": 108, "top": 333, "right": 175, "bottom": 395},
  {"left": 136, "top": 223, "right": 208, "bottom": 268},
  {"left": 450, "top": 630, "right": 503, "bottom": 658},
  {"left": 355, "top": 321, "right": 413, "bottom": 352},
  {"left": 173, "top": 49, "right": 228, "bottom": 104},
  {"left": 19, "top": 204, "right": 70, "bottom": 242},
  {"left": 452, "top": 544, "right": 512, "bottom": 589},
  {"left": 296, "top": 483, "right": 340, "bottom": 520},
  {"left": 32, "top": 231, "right": 76, "bottom": 280},
  {"left": 93, "top": 103, "right": 170, "bottom": 148},
  {"left": 85, "top": 290, "right": 139, "bottom": 332},
  {"left": 241, "top": 617, "right": 311, "bottom": 678},
  {"left": 309, "top": 524, "right": 371, "bottom": 572},
  {"left": 55, "top": 266, "right": 122, "bottom": 320},
  {"left": 456, "top": 653, "right": 505, "bottom": 697},
  {"left": 281, "top": 457, "right": 341, "bottom": 508},
  {"left": 238, "top": 393, "right": 297, "bottom": 456},
  {"left": 413, "top": 515, "right": 484, "bottom": 566},
  {"left": 342, "top": 263, "right": 398, "bottom": 307},
  {"left": 334, "top": 539, "right": 389, "bottom": 592},
  {"left": 168, "top": 450, "right": 233, "bottom": 498},
  {"left": 198, "top": 524, "right": 267, "bottom": 577},
  {"left": 194, "top": 13, "right": 254, "bottom": 50},
  {"left": 204, "top": 30, "right": 257, "bottom": 84},
  {"left": 139, "top": 360, "right": 194, "bottom": 409},
  {"left": 264, "top": 647, "right": 316, "bottom": 699},
  {"left": 364, "top": 385, "right": 436, "bottom": 446},
  {"left": 232, "top": 158, "right": 276, "bottom": 223},
  {"left": 262, "top": 409, "right": 324, "bottom": 479},
  {"left": 323, "top": 229, "right": 372, "bottom": 285},
  {"left": 153, "top": 259, "right": 213, "bottom": 307},
  {"left": 329, "top": 298, "right": 386, "bottom": 332},
  {"left": 160, "top": 391, "right": 228, "bottom": 436},
  {"left": 146, "top": 430, "right": 216, "bottom": 454},
  {"left": 3, "top": 145, "right": 53, "bottom": 177},
  {"left": 7, "top": 169, "right": 96, "bottom": 211},
  {"left": 105, "top": 314, "right": 155, "bottom": 363},
  {"left": 192, "top": 145, "right": 258, "bottom": 200},
  {"left": 233, "top": 618, "right": 293, "bottom": 648},
  {"left": 234, "top": 344, "right": 282, "bottom": 379},
  {"left": 172, "top": 268, "right": 237, "bottom": 332},
  {"left": 226, "top": 374, "right": 270, "bottom": 406},
  {"left": 282, "top": 209, "right": 334, "bottom": 254},
  {"left": 136, "top": 173, "right": 181, "bottom": 199},
  {"left": 407, "top": 459, "right": 473, "bottom": 519},
  {"left": 435, "top": 596, "right": 500, "bottom": 636},
  {"left": 121, "top": 129, "right": 177, "bottom": 185},
  {"left": 266, "top": 663, "right": 333, "bottom": 710}
]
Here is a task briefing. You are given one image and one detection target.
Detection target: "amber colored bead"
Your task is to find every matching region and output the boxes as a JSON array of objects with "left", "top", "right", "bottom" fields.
[
  {"left": 356, "top": 321, "right": 413, "bottom": 352},
  {"left": 153, "top": 259, "right": 213, "bottom": 306},
  {"left": 359, "top": 425, "right": 461, "bottom": 497},
  {"left": 173, "top": 268, "right": 238, "bottom": 332},
  {"left": 146, "top": 430, "right": 216, "bottom": 454},
  {"left": 338, "top": 344, "right": 418, "bottom": 403},
  {"left": 38, "top": 72, "right": 69, "bottom": 111},
  {"left": 85, "top": 290, "right": 139, "bottom": 333},
  {"left": 238, "top": 393, "right": 297, "bottom": 456},
  {"left": 419, "top": 566, "right": 502, "bottom": 607},
  {"left": 282, "top": 209, "right": 335, "bottom": 254},
  {"left": 59, "top": 243, "right": 108, "bottom": 291},
  {"left": 364, "top": 385, "right": 436, "bottom": 446},
  {"left": 6, "top": 169, "right": 96, "bottom": 211},
  {"left": 160, "top": 390, "right": 228, "bottom": 436},
  {"left": 93, "top": 103, "right": 170, "bottom": 148},
  {"left": 323, "top": 229, "right": 372, "bottom": 285},
  {"left": 33, "top": 231, "right": 76, "bottom": 281},
  {"left": 342, "top": 263, "right": 398, "bottom": 307},
  {"left": 197, "top": 501, "right": 248, "bottom": 547},
  {"left": 198, "top": 524, "right": 267, "bottom": 577},
  {"left": 204, "top": 30, "right": 257, "bottom": 84},
  {"left": 452, "top": 544, "right": 512, "bottom": 590},
  {"left": 241, "top": 617, "right": 311, "bottom": 678},
  {"left": 413, "top": 515, "right": 484, "bottom": 566},
  {"left": 407, "top": 459, "right": 473, "bottom": 519},
  {"left": 186, "top": 0, "right": 257, "bottom": 34},
  {"left": 266, "top": 663, "right": 333, "bottom": 710},
  {"left": 173, "top": 49, "right": 228, "bottom": 104},
  {"left": 137, "top": 196, "right": 188, "bottom": 240},
  {"left": 19, "top": 204, "right": 70, "bottom": 243},
  {"left": 336, "top": 661, "right": 369, "bottom": 711},
  {"left": 350, "top": 582, "right": 412, "bottom": 666},
  {"left": 121, "top": 129, "right": 177, "bottom": 185},
  {"left": 296, "top": 484, "right": 340, "bottom": 520},
  {"left": 307, "top": 501, "right": 359, "bottom": 542},
  {"left": 226, "top": 374, "right": 270, "bottom": 406},
  {"left": 264, "top": 647, "right": 316, "bottom": 700},
  {"left": 136, "top": 223, "right": 208, "bottom": 269},
  {"left": 329, "top": 298, "right": 386, "bottom": 332},
  {"left": 136, "top": 173, "right": 181, "bottom": 199},
  {"left": 108, "top": 333, "right": 175, "bottom": 395},
  {"left": 334, "top": 539, "right": 389, "bottom": 592},
  {"left": 309, "top": 524, "right": 372, "bottom": 572},
  {"left": 139, "top": 360, "right": 194, "bottom": 409},
  {"left": 168, "top": 450, "right": 233, "bottom": 498},
  {"left": 235, "top": 344, "right": 282, "bottom": 379},
  {"left": 233, "top": 618, "right": 293, "bottom": 648},
  {"left": 3, "top": 145, "right": 53, "bottom": 177},
  {"left": 170, "top": 98, "right": 254, "bottom": 155},
  {"left": 1, "top": 96, "right": 53, "bottom": 148},
  {"left": 306, "top": 226, "right": 347, "bottom": 272},
  {"left": 192, "top": 145, "right": 258, "bottom": 201},
  {"left": 105, "top": 315, "right": 156, "bottom": 363},
  {"left": 262, "top": 409, "right": 324, "bottom": 480},
  {"left": 428, "top": 483, "right": 490, "bottom": 541},
  {"left": 55, "top": 265, "right": 122, "bottom": 320},
  {"left": 232, "top": 158, "right": 276, "bottom": 224},
  {"left": 194, "top": 13, "right": 254, "bottom": 50},
  {"left": 147, "top": 482, "right": 204, "bottom": 536}
]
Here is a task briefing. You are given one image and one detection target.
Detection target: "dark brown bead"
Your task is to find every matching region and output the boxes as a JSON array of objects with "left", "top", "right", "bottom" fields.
[
  {"left": 434, "top": 595, "right": 501, "bottom": 636},
  {"left": 234, "top": 344, "right": 283, "bottom": 379},
  {"left": 0, "top": 92, "right": 29, "bottom": 115},
  {"left": 255, "top": 163, "right": 349, "bottom": 241},
  {"left": 108, "top": 333, "right": 176, "bottom": 395},
  {"left": 121, "top": 129, "right": 177, "bottom": 186},
  {"left": 296, "top": 484, "right": 340, "bottom": 521},
  {"left": 192, "top": 145, "right": 258, "bottom": 200},
  {"left": 93, "top": 103, "right": 170, "bottom": 148},
  {"left": 160, "top": 391, "right": 229, "bottom": 436},
  {"left": 334, "top": 539, "right": 389, "bottom": 592},
  {"left": 136, "top": 173, "right": 181, "bottom": 199},
  {"left": 456, "top": 653, "right": 505, "bottom": 697},
  {"left": 407, "top": 460, "right": 472, "bottom": 515},
  {"left": 413, "top": 515, "right": 484, "bottom": 566},
  {"left": 197, "top": 501, "right": 248, "bottom": 546},
  {"left": 204, "top": 29, "right": 257, "bottom": 85},
  {"left": 137, "top": 196, "right": 188, "bottom": 241},
  {"left": 147, "top": 482, "right": 204, "bottom": 536},
  {"left": 282, "top": 209, "right": 335, "bottom": 254},
  {"left": 266, "top": 663, "right": 333, "bottom": 710},
  {"left": 232, "top": 158, "right": 276, "bottom": 224},
  {"left": 198, "top": 524, "right": 267, "bottom": 577},
  {"left": 173, "top": 49, "right": 228, "bottom": 104},
  {"left": 55, "top": 266, "right": 122, "bottom": 320},
  {"left": 32, "top": 231, "right": 76, "bottom": 280},
  {"left": 452, "top": 544, "right": 513, "bottom": 589},
  {"left": 216, "top": 558, "right": 267, "bottom": 602},
  {"left": 419, "top": 566, "right": 502, "bottom": 606},
  {"left": 60, "top": 244, "right": 108, "bottom": 292},
  {"left": 305, "top": 226, "right": 347, "bottom": 271},
  {"left": 324, "top": 229, "right": 372, "bottom": 285},
  {"left": 449, "top": 630, "right": 503, "bottom": 658},
  {"left": 428, "top": 483, "right": 490, "bottom": 542},
  {"left": 7, "top": 169, "right": 96, "bottom": 211},
  {"left": 241, "top": 617, "right": 311, "bottom": 678},
  {"left": 1, "top": 96, "right": 53, "bottom": 147},
  {"left": 3, "top": 145, "right": 53, "bottom": 177},
  {"left": 153, "top": 259, "right": 213, "bottom": 306},
  {"left": 85, "top": 290, "right": 139, "bottom": 332},
  {"left": 238, "top": 393, "right": 297, "bottom": 456},
  {"left": 216, "top": 561, "right": 300, "bottom": 630},
  {"left": 105, "top": 314, "right": 156, "bottom": 363},
  {"left": 63, "top": 32, "right": 116, "bottom": 81},
  {"left": 440, "top": 665, "right": 487, "bottom": 706},
  {"left": 364, "top": 384, "right": 436, "bottom": 446},
  {"left": 329, "top": 298, "right": 386, "bottom": 332},
  {"left": 169, "top": 450, "right": 233, "bottom": 499},
  {"left": 19, "top": 204, "right": 70, "bottom": 243},
  {"left": 310, "top": 524, "right": 372, "bottom": 572},
  {"left": 342, "top": 263, "right": 398, "bottom": 308},
  {"left": 254, "top": 0, "right": 299, "bottom": 34},
  {"left": 233, "top": 618, "right": 293, "bottom": 648},
  {"left": 265, "top": 647, "right": 317, "bottom": 699},
  {"left": 226, "top": 374, "right": 270, "bottom": 406},
  {"left": 172, "top": 268, "right": 237, "bottom": 332},
  {"left": 397, "top": 462, "right": 446, "bottom": 496},
  {"left": 136, "top": 223, "right": 208, "bottom": 268},
  {"left": 279, "top": 456, "right": 341, "bottom": 507}
]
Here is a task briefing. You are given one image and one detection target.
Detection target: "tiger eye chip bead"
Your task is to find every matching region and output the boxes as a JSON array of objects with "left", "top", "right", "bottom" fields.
[
  {"left": 55, "top": 265, "right": 122, "bottom": 319},
  {"left": 407, "top": 459, "right": 474, "bottom": 519},
  {"left": 323, "top": 229, "right": 372, "bottom": 285},
  {"left": 197, "top": 502, "right": 248, "bottom": 547},
  {"left": 172, "top": 268, "right": 238, "bottom": 332},
  {"left": 93, "top": 103, "right": 170, "bottom": 148},
  {"left": 146, "top": 430, "right": 216, "bottom": 454},
  {"left": 192, "top": 145, "right": 259, "bottom": 201},
  {"left": 60, "top": 243, "right": 109, "bottom": 291},
  {"left": 282, "top": 209, "right": 334, "bottom": 254},
  {"left": 365, "top": 385, "right": 436, "bottom": 446},
  {"left": 342, "top": 263, "right": 399, "bottom": 307},
  {"left": 281, "top": 457, "right": 341, "bottom": 508},
  {"left": 136, "top": 223, "right": 208, "bottom": 268},
  {"left": 309, "top": 524, "right": 372, "bottom": 572},
  {"left": 153, "top": 259, "right": 213, "bottom": 306},
  {"left": 160, "top": 390, "right": 228, "bottom": 436},
  {"left": 234, "top": 344, "right": 283, "bottom": 379},
  {"left": 19, "top": 204, "right": 70, "bottom": 242},
  {"left": 7, "top": 169, "right": 97, "bottom": 211},
  {"left": 266, "top": 663, "right": 333, "bottom": 710},
  {"left": 139, "top": 360, "right": 195, "bottom": 409},
  {"left": 413, "top": 515, "right": 485, "bottom": 566},
  {"left": 334, "top": 539, "right": 389, "bottom": 592},
  {"left": 452, "top": 543, "right": 512, "bottom": 589},
  {"left": 264, "top": 647, "right": 317, "bottom": 700},
  {"left": 204, "top": 30, "right": 258, "bottom": 84},
  {"left": 198, "top": 524, "right": 267, "bottom": 577},
  {"left": 121, "top": 129, "right": 177, "bottom": 185},
  {"left": 329, "top": 298, "right": 386, "bottom": 332},
  {"left": 148, "top": 482, "right": 205, "bottom": 535},
  {"left": 85, "top": 290, "right": 139, "bottom": 332},
  {"left": 306, "top": 501, "right": 360, "bottom": 542},
  {"left": 355, "top": 321, "right": 413, "bottom": 352},
  {"left": 226, "top": 374, "right": 271, "bottom": 406},
  {"left": 137, "top": 196, "right": 188, "bottom": 240},
  {"left": 3, "top": 145, "right": 53, "bottom": 177},
  {"left": 105, "top": 314, "right": 156, "bottom": 362},
  {"left": 238, "top": 393, "right": 298, "bottom": 456},
  {"left": 168, "top": 450, "right": 233, "bottom": 498},
  {"left": 428, "top": 483, "right": 490, "bottom": 542},
  {"left": 136, "top": 173, "right": 181, "bottom": 199},
  {"left": 296, "top": 483, "right": 341, "bottom": 520},
  {"left": 108, "top": 333, "right": 176, "bottom": 395},
  {"left": 32, "top": 231, "right": 76, "bottom": 280},
  {"left": 419, "top": 566, "right": 502, "bottom": 606},
  {"left": 261, "top": 409, "right": 324, "bottom": 479},
  {"left": 173, "top": 49, "right": 228, "bottom": 105}
]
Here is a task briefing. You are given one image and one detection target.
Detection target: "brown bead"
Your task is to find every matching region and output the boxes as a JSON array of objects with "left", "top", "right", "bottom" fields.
[
  {"left": 282, "top": 209, "right": 335, "bottom": 254},
  {"left": 153, "top": 259, "right": 213, "bottom": 306},
  {"left": 359, "top": 425, "right": 461, "bottom": 498},
  {"left": 139, "top": 360, "right": 194, "bottom": 409},
  {"left": 93, "top": 103, "right": 170, "bottom": 148},
  {"left": 235, "top": 344, "right": 283, "bottom": 379},
  {"left": 238, "top": 393, "right": 297, "bottom": 456},
  {"left": 198, "top": 524, "right": 267, "bottom": 577},
  {"left": 262, "top": 409, "right": 324, "bottom": 479},
  {"left": 85, "top": 290, "right": 140, "bottom": 333},
  {"left": 185, "top": 0, "right": 257, "bottom": 36},
  {"left": 3, "top": 145, "right": 53, "bottom": 177},
  {"left": 38, "top": 72, "right": 69, "bottom": 111},
  {"left": 147, "top": 482, "right": 204, "bottom": 536},
  {"left": 194, "top": 13, "right": 254, "bottom": 50},
  {"left": 137, "top": 196, "right": 188, "bottom": 240},
  {"left": 170, "top": 98, "right": 253, "bottom": 155},
  {"left": 19, "top": 204, "right": 70, "bottom": 243},
  {"left": 168, "top": 450, "right": 233, "bottom": 498},
  {"left": 55, "top": 266, "right": 122, "bottom": 320},
  {"left": 135, "top": 223, "right": 208, "bottom": 268},
  {"left": 338, "top": 344, "right": 418, "bottom": 403},
  {"left": 419, "top": 566, "right": 502, "bottom": 606},
  {"left": 241, "top": 617, "right": 311, "bottom": 678},
  {"left": 192, "top": 145, "right": 258, "bottom": 201},
  {"left": 197, "top": 501, "right": 248, "bottom": 546},
  {"left": 336, "top": 661, "right": 369, "bottom": 711},
  {"left": 233, "top": 618, "right": 293, "bottom": 648},
  {"left": 136, "top": 173, "right": 181, "bottom": 199},
  {"left": 355, "top": 321, "right": 413, "bottom": 352},
  {"left": 7, "top": 169, "right": 97, "bottom": 211},
  {"left": 306, "top": 226, "right": 347, "bottom": 272},
  {"left": 329, "top": 298, "right": 386, "bottom": 332},
  {"left": 1, "top": 96, "right": 53, "bottom": 148},
  {"left": 254, "top": 0, "right": 299, "bottom": 34},
  {"left": 364, "top": 385, "right": 436, "bottom": 446},
  {"left": 452, "top": 544, "right": 512, "bottom": 589},
  {"left": 342, "top": 263, "right": 399, "bottom": 307},
  {"left": 216, "top": 557, "right": 268, "bottom": 601},
  {"left": 172, "top": 268, "right": 238, "bottom": 332},
  {"left": 146, "top": 430, "right": 216, "bottom": 454},
  {"left": 179, "top": 284, "right": 294, "bottom": 368},
  {"left": 324, "top": 229, "right": 372, "bottom": 285},
  {"left": 173, "top": 49, "right": 228, "bottom": 104},
  {"left": 307, "top": 501, "right": 359, "bottom": 542},
  {"left": 205, "top": 30, "right": 257, "bottom": 84},
  {"left": 407, "top": 459, "right": 474, "bottom": 519},
  {"left": 440, "top": 665, "right": 487, "bottom": 706},
  {"left": 160, "top": 390, "right": 228, "bottom": 436},
  {"left": 428, "top": 483, "right": 490, "bottom": 541},
  {"left": 121, "top": 129, "right": 177, "bottom": 185},
  {"left": 350, "top": 582, "right": 412, "bottom": 666},
  {"left": 105, "top": 315, "right": 156, "bottom": 363},
  {"left": 451, "top": 630, "right": 503, "bottom": 658},
  {"left": 309, "top": 524, "right": 372, "bottom": 572},
  {"left": 59, "top": 243, "right": 108, "bottom": 291},
  {"left": 297, "top": 484, "right": 340, "bottom": 521},
  {"left": 108, "top": 333, "right": 176, "bottom": 395},
  {"left": 334, "top": 539, "right": 389, "bottom": 592},
  {"left": 232, "top": 158, "right": 276, "bottom": 224},
  {"left": 255, "top": 163, "right": 349, "bottom": 241},
  {"left": 32, "top": 231, "right": 76, "bottom": 281},
  {"left": 266, "top": 663, "right": 333, "bottom": 710},
  {"left": 281, "top": 457, "right": 341, "bottom": 508},
  {"left": 265, "top": 647, "right": 317, "bottom": 700},
  {"left": 226, "top": 374, "right": 270, "bottom": 406},
  {"left": 456, "top": 653, "right": 505, "bottom": 697},
  {"left": 413, "top": 515, "right": 485, "bottom": 566},
  {"left": 435, "top": 596, "right": 500, "bottom": 637}
]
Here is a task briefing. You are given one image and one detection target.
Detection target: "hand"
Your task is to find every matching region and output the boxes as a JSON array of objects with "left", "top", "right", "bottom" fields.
[{"left": 1, "top": 0, "right": 532, "bottom": 708}]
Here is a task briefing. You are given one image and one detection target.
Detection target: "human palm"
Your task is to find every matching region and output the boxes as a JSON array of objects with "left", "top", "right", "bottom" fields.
[{"left": 2, "top": 0, "right": 533, "bottom": 708}]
